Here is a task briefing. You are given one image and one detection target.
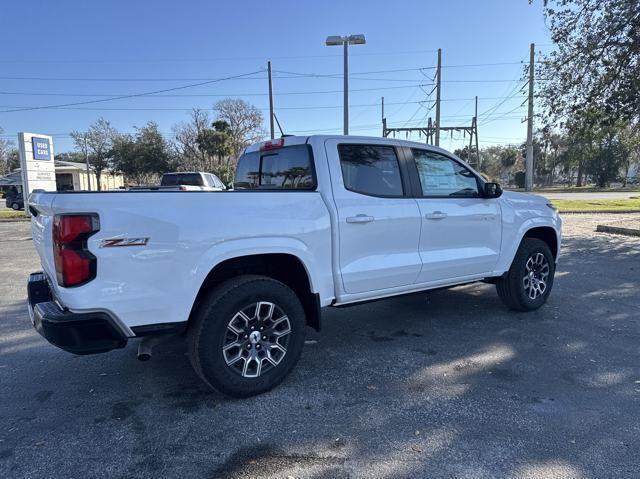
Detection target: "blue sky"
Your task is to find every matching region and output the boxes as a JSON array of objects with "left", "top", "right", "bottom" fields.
[{"left": 0, "top": 0, "right": 551, "bottom": 154}]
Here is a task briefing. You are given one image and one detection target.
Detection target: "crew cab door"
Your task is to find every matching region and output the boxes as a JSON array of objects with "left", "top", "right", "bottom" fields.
[
  {"left": 406, "top": 148, "right": 502, "bottom": 283},
  {"left": 325, "top": 139, "right": 422, "bottom": 294}
]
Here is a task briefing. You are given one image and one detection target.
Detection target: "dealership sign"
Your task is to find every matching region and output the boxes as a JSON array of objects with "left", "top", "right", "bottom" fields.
[
  {"left": 32, "top": 137, "right": 52, "bottom": 160},
  {"left": 18, "top": 132, "right": 57, "bottom": 206}
]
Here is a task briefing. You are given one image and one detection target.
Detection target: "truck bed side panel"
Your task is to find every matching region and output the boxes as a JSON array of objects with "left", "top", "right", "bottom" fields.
[{"left": 29, "top": 191, "right": 332, "bottom": 331}]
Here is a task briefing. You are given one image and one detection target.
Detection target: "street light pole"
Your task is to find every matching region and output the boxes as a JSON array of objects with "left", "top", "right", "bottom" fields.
[
  {"left": 343, "top": 41, "right": 349, "bottom": 135},
  {"left": 326, "top": 34, "right": 366, "bottom": 135}
]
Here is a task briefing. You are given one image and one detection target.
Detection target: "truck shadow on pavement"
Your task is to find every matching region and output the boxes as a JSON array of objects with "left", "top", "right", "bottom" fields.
[{"left": 1, "top": 233, "right": 639, "bottom": 478}]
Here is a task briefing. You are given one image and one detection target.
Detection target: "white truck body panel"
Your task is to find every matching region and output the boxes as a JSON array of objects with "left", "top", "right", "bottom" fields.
[
  {"left": 30, "top": 190, "right": 333, "bottom": 330},
  {"left": 29, "top": 135, "right": 561, "bottom": 336}
]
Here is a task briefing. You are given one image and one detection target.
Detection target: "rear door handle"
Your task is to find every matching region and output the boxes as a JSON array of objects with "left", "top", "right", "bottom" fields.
[
  {"left": 346, "top": 214, "right": 374, "bottom": 224},
  {"left": 425, "top": 211, "right": 448, "bottom": 220}
]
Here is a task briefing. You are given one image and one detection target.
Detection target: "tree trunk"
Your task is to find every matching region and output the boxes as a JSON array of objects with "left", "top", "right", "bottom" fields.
[
  {"left": 622, "top": 160, "right": 631, "bottom": 187},
  {"left": 95, "top": 171, "right": 102, "bottom": 191},
  {"left": 576, "top": 161, "right": 584, "bottom": 187}
]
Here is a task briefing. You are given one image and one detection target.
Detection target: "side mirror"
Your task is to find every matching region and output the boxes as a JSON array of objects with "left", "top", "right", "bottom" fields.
[
  {"left": 483, "top": 182, "right": 503, "bottom": 198},
  {"left": 226, "top": 182, "right": 234, "bottom": 191}
]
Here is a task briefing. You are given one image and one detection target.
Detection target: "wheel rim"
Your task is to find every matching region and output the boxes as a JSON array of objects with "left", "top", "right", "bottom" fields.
[
  {"left": 523, "top": 252, "right": 550, "bottom": 300},
  {"left": 222, "top": 301, "right": 291, "bottom": 378}
]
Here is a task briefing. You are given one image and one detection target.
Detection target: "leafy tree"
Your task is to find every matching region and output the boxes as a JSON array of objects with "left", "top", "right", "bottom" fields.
[
  {"left": 559, "top": 108, "right": 630, "bottom": 187},
  {"left": 55, "top": 152, "right": 87, "bottom": 163},
  {"left": 587, "top": 127, "right": 626, "bottom": 187},
  {"left": 70, "top": 118, "right": 118, "bottom": 190},
  {"left": 111, "top": 122, "right": 173, "bottom": 185},
  {"left": 171, "top": 109, "right": 214, "bottom": 171},
  {"left": 196, "top": 120, "right": 232, "bottom": 169},
  {"left": 214, "top": 99, "right": 264, "bottom": 161},
  {"left": 619, "top": 124, "right": 640, "bottom": 186},
  {"left": 0, "top": 128, "right": 16, "bottom": 175},
  {"left": 536, "top": 0, "right": 640, "bottom": 123},
  {"left": 211, "top": 164, "right": 235, "bottom": 185}
]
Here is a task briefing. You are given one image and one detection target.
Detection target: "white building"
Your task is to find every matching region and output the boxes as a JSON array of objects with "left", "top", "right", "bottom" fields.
[{"left": 0, "top": 160, "right": 125, "bottom": 196}]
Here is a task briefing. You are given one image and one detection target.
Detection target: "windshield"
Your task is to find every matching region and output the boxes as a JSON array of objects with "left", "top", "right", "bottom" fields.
[{"left": 161, "top": 173, "right": 203, "bottom": 186}]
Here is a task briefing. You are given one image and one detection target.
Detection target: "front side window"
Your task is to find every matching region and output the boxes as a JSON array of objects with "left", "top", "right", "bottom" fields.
[
  {"left": 234, "top": 145, "right": 315, "bottom": 190},
  {"left": 338, "top": 144, "right": 403, "bottom": 197},
  {"left": 412, "top": 149, "right": 479, "bottom": 197}
]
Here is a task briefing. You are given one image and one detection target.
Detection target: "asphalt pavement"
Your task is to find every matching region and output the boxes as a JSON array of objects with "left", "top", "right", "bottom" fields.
[{"left": 1, "top": 216, "right": 639, "bottom": 479}]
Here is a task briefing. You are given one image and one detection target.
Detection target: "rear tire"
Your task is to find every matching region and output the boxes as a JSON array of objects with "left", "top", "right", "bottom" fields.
[
  {"left": 11, "top": 202, "right": 20, "bottom": 211},
  {"left": 496, "top": 238, "right": 555, "bottom": 311},
  {"left": 188, "top": 275, "right": 306, "bottom": 398}
]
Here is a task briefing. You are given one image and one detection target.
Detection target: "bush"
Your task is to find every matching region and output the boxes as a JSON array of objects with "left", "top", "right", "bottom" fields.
[{"left": 514, "top": 171, "right": 526, "bottom": 188}]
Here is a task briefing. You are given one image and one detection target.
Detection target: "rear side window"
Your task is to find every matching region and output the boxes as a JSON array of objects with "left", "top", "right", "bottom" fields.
[
  {"left": 161, "top": 173, "right": 203, "bottom": 187},
  {"left": 234, "top": 145, "right": 315, "bottom": 190},
  {"left": 338, "top": 144, "right": 403, "bottom": 197}
]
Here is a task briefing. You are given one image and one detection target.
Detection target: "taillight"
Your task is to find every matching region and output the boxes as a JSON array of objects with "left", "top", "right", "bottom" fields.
[
  {"left": 53, "top": 214, "right": 100, "bottom": 287},
  {"left": 260, "top": 138, "right": 284, "bottom": 151}
]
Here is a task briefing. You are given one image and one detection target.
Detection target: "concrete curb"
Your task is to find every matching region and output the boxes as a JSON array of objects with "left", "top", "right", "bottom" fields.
[
  {"left": 596, "top": 225, "right": 640, "bottom": 237},
  {"left": 0, "top": 217, "right": 30, "bottom": 222}
]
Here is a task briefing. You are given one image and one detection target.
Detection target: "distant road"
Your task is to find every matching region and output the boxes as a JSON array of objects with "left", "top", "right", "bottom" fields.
[{"left": 533, "top": 191, "right": 639, "bottom": 200}]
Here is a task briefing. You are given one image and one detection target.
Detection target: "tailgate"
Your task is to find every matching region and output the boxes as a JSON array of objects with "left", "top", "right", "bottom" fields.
[{"left": 28, "top": 192, "right": 57, "bottom": 282}]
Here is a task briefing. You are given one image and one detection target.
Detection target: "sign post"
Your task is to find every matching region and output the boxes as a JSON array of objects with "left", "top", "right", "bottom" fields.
[{"left": 17, "top": 132, "right": 57, "bottom": 208}]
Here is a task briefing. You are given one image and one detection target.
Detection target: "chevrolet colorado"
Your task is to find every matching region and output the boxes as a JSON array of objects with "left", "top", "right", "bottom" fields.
[{"left": 27, "top": 135, "right": 561, "bottom": 397}]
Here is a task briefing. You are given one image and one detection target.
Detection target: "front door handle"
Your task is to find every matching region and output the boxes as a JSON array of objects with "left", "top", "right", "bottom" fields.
[
  {"left": 425, "top": 211, "right": 448, "bottom": 220},
  {"left": 346, "top": 214, "right": 374, "bottom": 224}
]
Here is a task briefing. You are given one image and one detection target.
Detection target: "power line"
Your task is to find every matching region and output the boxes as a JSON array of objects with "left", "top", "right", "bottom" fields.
[
  {"left": 0, "top": 83, "right": 430, "bottom": 98},
  {"left": 0, "top": 67, "right": 430, "bottom": 82},
  {"left": 0, "top": 70, "right": 264, "bottom": 113},
  {"left": 0, "top": 99, "right": 435, "bottom": 112},
  {"left": 0, "top": 49, "right": 440, "bottom": 64}
]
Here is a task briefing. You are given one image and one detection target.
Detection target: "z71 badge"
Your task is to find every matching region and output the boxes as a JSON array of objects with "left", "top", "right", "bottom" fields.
[{"left": 100, "top": 237, "right": 149, "bottom": 248}]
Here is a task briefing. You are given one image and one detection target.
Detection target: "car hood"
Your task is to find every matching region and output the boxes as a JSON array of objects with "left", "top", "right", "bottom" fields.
[{"left": 501, "top": 190, "right": 550, "bottom": 206}]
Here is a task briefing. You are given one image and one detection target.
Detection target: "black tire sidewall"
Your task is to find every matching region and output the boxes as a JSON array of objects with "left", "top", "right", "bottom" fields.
[
  {"left": 512, "top": 240, "right": 555, "bottom": 310},
  {"left": 192, "top": 277, "right": 306, "bottom": 397}
]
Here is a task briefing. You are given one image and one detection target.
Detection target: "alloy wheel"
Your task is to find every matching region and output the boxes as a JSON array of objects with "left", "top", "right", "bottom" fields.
[
  {"left": 222, "top": 301, "right": 291, "bottom": 378},
  {"left": 522, "top": 252, "right": 550, "bottom": 300}
]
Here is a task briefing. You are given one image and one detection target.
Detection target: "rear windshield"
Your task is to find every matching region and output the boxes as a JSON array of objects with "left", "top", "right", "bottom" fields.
[
  {"left": 161, "top": 173, "right": 203, "bottom": 186},
  {"left": 234, "top": 144, "right": 315, "bottom": 190}
]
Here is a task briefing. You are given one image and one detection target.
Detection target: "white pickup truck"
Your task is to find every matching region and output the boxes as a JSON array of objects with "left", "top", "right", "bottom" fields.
[{"left": 27, "top": 135, "right": 561, "bottom": 397}]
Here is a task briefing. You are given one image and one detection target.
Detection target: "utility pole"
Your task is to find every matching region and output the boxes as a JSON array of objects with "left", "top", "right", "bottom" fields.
[
  {"left": 84, "top": 135, "right": 91, "bottom": 191},
  {"left": 381, "top": 96, "right": 386, "bottom": 137},
  {"left": 267, "top": 61, "right": 275, "bottom": 139},
  {"left": 435, "top": 48, "right": 442, "bottom": 147},
  {"left": 525, "top": 43, "right": 535, "bottom": 191},
  {"left": 474, "top": 95, "right": 480, "bottom": 170}
]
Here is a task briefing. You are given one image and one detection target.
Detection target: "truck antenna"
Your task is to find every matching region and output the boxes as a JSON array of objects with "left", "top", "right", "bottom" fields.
[{"left": 273, "top": 113, "right": 287, "bottom": 137}]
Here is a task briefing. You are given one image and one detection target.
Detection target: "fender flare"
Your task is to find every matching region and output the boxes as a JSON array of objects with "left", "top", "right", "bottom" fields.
[
  {"left": 185, "top": 236, "right": 327, "bottom": 311},
  {"left": 497, "top": 217, "right": 561, "bottom": 273}
]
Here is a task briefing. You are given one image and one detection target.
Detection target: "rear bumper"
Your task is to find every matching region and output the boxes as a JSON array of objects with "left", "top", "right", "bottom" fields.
[{"left": 28, "top": 272, "right": 128, "bottom": 355}]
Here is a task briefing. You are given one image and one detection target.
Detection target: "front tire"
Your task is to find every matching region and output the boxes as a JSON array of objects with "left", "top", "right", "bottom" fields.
[
  {"left": 11, "top": 202, "right": 20, "bottom": 211},
  {"left": 188, "top": 275, "right": 306, "bottom": 398},
  {"left": 496, "top": 238, "right": 555, "bottom": 311}
]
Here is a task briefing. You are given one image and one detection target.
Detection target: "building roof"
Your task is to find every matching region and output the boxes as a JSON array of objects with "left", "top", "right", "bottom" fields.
[{"left": 0, "top": 171, "right": 22, "bottom": 186}]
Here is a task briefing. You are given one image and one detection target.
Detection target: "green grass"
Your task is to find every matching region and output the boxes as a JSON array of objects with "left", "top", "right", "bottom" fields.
[
  {"left": 552, "top": 198, "right": 640, "bottom": 212},
  {"left": 507, "top": 186, "right": 640, "bottom": 193},
  {"left": 540, "top": 186, "right": 640, "bottom": 193},
  {"left": 0, "top": 209, "right": 29, "bottom": 220}
]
